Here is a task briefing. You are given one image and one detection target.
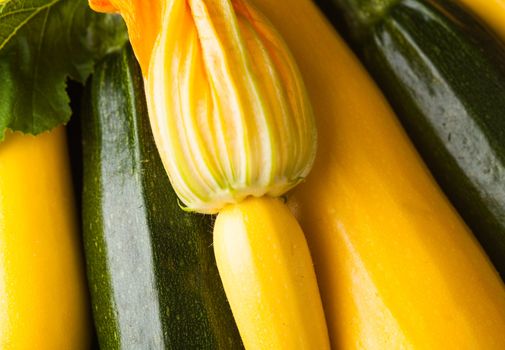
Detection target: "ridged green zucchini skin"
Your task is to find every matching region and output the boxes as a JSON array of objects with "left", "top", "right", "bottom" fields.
[
  {"left": 321, "top": 0, "right": 505, "bottom": 278},
  {"left": 82, "top": 46, "right": 243, "bottom": 349}
]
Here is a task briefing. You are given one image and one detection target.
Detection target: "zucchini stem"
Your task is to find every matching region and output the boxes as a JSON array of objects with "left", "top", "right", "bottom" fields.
[{"left": 332, "top": 0, "right": 399, "bottom": 40}]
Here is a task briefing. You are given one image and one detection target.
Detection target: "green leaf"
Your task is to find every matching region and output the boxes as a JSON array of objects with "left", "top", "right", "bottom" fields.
[{"left": 0, "top": 0, "right": 128, "bottom": 139}]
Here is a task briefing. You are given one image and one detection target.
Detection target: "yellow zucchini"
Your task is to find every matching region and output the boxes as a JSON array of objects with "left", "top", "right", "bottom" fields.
[
  {"left": 0, "top": 128, "right": 90, "bottom": 349},
  {"left": 214, "top": 197, "right": 329, "bottom": 349},
  {"left": 249, "top": 0, "right": 505, "bottom": 348}
]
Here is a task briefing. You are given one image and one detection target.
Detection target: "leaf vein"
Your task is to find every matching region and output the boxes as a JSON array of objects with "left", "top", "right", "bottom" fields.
[
  {"left": 30, "top": 6, "right": 50, "bottom": 130},
  {"left": 0, "top": 0, "right": 60, "bottom": 51}
]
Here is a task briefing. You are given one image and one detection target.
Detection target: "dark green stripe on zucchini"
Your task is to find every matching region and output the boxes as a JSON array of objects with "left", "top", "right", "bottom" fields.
[
  {"left": 320, "top": 0, "right": 505, "bottom": 278},
  {"left": 82, "top": 46, "right": 243, "bottom": 349}
]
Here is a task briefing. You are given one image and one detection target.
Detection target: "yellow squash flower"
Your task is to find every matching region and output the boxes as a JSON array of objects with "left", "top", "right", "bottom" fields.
[{"left": 90, "top": 0, "right": 316, "bottom": 213}]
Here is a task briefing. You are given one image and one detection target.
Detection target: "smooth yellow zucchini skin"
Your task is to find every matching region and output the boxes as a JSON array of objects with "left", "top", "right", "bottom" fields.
[
  {"left": 213, "top": 196, "right": 330, "bottom": 350},
  {"left": 250, "top": 0, "right": 505, "bottom": 348},
  {"left": 457, "top": 0, "right": 505, "bottom": 40},
  {"left": 0, "top": 128, "right": 90, "bottom": 349}
]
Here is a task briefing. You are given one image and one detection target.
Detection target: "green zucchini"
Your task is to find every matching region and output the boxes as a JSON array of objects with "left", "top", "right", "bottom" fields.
[
  {"left": 81, "top": 46, "right": 243, "bottom": 349},
  {"left": 319, "top": 0, "right": 505, "bottom": 278}
]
